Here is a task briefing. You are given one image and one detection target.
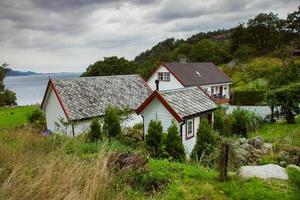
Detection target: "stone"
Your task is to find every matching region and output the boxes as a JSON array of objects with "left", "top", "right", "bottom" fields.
[
  {"left": 238, "top": 164, "right": 288, "bottom": 180},
  {"left": 261, "top": 143, "right": 273, "bottom": 155},
  {"left": 240, "top": 143, "right": 250, "bottom": 151},
  {"left": 279, "top": 161, "right": 288, "bottom": 167},
  {"left": 250, "top": 136, "right": 264, "bottom": 149},
  {"left": 238, "top": 137, "right": 247, "bottom": 144}
]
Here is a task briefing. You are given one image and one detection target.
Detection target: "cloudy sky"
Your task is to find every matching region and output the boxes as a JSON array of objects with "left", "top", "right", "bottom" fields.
[{"left": 0, "top": 0, "right": 298, "bottom": 73}]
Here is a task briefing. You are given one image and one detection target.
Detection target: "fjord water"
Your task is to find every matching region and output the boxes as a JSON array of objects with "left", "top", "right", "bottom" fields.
[{"left": 4, "top": 73, "right": 81, "bottom": 106}]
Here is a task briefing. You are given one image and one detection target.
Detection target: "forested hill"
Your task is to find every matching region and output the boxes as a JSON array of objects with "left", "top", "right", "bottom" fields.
[{"left": 81, "top": 6, "right": 300, "bottom": 79}]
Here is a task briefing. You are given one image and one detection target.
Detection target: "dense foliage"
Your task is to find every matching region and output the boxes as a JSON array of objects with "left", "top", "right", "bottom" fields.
[
  {"left": 165, "top": 121, "right": 185, "bottom": 161},
  {"left": 266, "top": 83, "right": 300, "bottom": 123},
  {"left": 231, "top": 89, "right": 266, "bottom": 105},
  {"left": 87, "top": 118, "right": 103, "bottom": 142},
  {"left": 0, "top": 63, "right": 17, "bottom": 106},
  {"left": 103, "top": 106, "right": 121, "bottom": 138},
  {"left": 145, "top": 120, "right": 164, "bottom": 157},
  {"left": 191, "top": 118, "right": 216, "bottom": 162},
  {"left": 26, "top": 108, "right": 46, "bottom": 131}
]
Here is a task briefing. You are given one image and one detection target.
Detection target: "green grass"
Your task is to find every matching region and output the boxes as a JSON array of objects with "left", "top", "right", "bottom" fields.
[
  {"left": 0, "top": 105, "right": 37, "bottom": 129},
  {"left": 250, "top": 117, "right": 300, "bottom": 147}
]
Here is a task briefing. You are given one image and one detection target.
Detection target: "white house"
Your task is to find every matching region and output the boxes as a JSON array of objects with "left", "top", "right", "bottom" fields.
[
  {"left": 136, "top": 86, "right": 217, "bottom": 156},
  {"left": 147, "top": 62, "right": 233, "bottom": 104},
  {"left": 41, "top": 74, "right": 152, "bottom": 136}
]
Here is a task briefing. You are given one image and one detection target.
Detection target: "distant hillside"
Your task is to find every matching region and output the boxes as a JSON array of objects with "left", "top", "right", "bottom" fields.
[{"left": 5, "top": 68, "right": 41, "bottom": 76}]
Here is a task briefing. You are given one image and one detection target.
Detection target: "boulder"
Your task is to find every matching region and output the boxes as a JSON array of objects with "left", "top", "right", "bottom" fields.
[
  {"left": 238, "top": 164, "right": 288, "bottom": 180},
  {"left": 240, "top": 142, "right": 251, "bottom": 151},
  {"left": 249, "top": 136, "right": 264, "bottom": 149},
  {"left": 261, "top": 143, "right": 273, "bottom": 155},
  {"left": 238, "top": 137, "right": 247, "bottom": 144}
]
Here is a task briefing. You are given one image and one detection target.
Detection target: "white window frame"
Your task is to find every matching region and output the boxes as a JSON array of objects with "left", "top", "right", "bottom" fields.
[
  {"left": 158, "top": 72, "right": 170, "bottom": 81},
  {"left": 186, "top": 119, "right": 194, "bottom": 139}
]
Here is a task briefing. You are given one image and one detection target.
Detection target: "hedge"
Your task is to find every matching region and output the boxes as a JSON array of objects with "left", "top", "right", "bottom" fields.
[{"left": 231, "top": 89, "right": 265, "bottom": 105}]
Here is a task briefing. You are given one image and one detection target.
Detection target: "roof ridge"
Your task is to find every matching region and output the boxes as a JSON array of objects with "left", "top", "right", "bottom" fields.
[{"left": 52, "top": 74, "right": 140, "bottom": 81}]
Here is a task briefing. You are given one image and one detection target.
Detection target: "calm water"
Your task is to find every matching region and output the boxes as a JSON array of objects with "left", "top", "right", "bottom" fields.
[{"left": 4, "top": 73, "right": 81, "bottom": 106}]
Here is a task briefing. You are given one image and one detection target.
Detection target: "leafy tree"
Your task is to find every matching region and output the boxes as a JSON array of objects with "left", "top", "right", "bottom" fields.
[
  {"left": 103, "top": 106, "right": 121, "bottom": 138},
  {"left": 87, "top": 118, "right": 103, "bottom": 142},
  {"left": 165, "top": 121, "right": 185, "bottom": 161},
  {"left": 81, "top": 56, "right": 138, "bottom": 77},
  {"left": 266, "top": 83, "right": 300, "bottom": 124},
  {"left": 0, "top": 90, "right": 17, "bottom": 107},
  {"left": 287, "top": 6, "right": 300, "bottom": 36},
  {"left": 233, "top": 45, "right": 257, "bottom": 61},
  {"left": 191, "top": 118, "right": 216, "bottom": 161},
  {"left": 145, "top": 120, "right": 164, "bottom": 157}
]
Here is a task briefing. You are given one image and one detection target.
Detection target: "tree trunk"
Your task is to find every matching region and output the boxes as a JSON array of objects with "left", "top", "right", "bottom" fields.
[{"left": 219, "top": 142, "right": 229, "bottom": 181}]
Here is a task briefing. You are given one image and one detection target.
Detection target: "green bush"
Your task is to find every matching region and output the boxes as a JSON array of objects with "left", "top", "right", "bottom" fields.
[
  {"left": 103, "top": 106, "right": 121, "bottom": 138},
  {"left": 229, "top": 107, "right": 263, "bottom": 138},
  {"left": 27, "top": 109, "right": 46, "bottom": 130},
  {"left": 231, "top": 89, "right": 265, "bottom": 105},
  {"left": 0, "top": 90, "right": 17, "bottom": 107},
  {"left": 165, "top": 121, "right": 185, "bottom": 161},
  {"left": 191, "top": 118, "right": 216, "bottom": 162},
  {"left": 145, "top": 120, "right": 164, "bottom": 157},
  {"left": 288, "top": 166, "right": 300, "bottom": 190},
  {"left": 213, "top": 108, "right": 226, "bottom": 135},
  {"left": 87, "top": 118, "right": 103, "bottom": 142}
]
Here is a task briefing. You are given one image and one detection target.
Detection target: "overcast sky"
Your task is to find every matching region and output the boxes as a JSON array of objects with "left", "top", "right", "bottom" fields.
[{"left": 0, "top": 0, "right": 299, "bottom": 73}]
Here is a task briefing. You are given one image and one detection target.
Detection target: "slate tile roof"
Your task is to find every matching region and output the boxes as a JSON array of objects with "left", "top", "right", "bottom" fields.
[
  {"left": 160, "top": 86, "right": 217, "bottom": 118},
  {"left": 51, "top": 74, "right": 152, "bottom": 121},
  {"left": 162, "top": 62, "right": 233, "bottom": 86}
]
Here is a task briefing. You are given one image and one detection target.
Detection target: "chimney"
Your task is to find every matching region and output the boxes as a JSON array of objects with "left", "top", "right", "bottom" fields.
[
  {"left": 155, "top": 80, "right": 159, "bottom": 91},
  {"left": 179, "top": 56, "right": 187, "bottom": 63}
]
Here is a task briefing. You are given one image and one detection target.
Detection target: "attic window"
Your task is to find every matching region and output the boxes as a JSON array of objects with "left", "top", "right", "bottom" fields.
[
  {"left": 158, "top": 72, "right": 170, "bottom": 81},
  {"left": 195, "top": 70, "right": 201, "bottom": 78}
]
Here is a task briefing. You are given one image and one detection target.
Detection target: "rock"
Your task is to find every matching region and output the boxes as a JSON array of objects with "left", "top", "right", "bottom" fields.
[
  {"left": 238, "top": 137, "right": 247, "bottom": 144},
  {"left": 249, "top": 136, "right": 264, "bottom": 149},
  {"left": 240, "top": 142, "right": 250, "bottom": 151},
  {"left": 239, "top": 164, "right": 288, "bottom": 180},
  {"left": 261, "top": 143, "right": 273, "bottom": 155},
  {"left": 279, "top": 161, "right": 288, "bottom": 167},
  {"left": 287, "top": 164, "right": 300, "bottom": 171}
]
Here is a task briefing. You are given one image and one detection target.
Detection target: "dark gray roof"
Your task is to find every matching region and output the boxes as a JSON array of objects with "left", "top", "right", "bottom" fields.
[
  {"left": 163, "top": 62, "right": 233, "bottom": 86},
  {"left": 160, "top": 86, "right": 217, "bottom": 118},
  {"left": 52, "top": 74, "right": 152, "bottom": 121}
]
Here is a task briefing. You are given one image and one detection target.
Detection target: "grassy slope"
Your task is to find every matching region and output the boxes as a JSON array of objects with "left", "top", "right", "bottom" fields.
[
  {"left": 0, "top": 105, "right": 37, "bottom": 129},
  {"left": 0, "top": 106, "right": 299, "bottom": 199},
  {"left": 250, "top": 117, "right": 300, "bottom": 147}
]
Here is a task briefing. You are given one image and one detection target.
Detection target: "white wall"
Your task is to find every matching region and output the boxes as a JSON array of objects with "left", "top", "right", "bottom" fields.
[
  {"left": 44, "top": 87, "right": 142, "bottom": 137},
  {"left": 181, "top": 117, "right": 199, "bottom": 156},
  {"left": 201, "top": 83, "right": 231, "bottom": 99},
  {"left": 147, "top": 65, "right": 184, "bottom": 91}
]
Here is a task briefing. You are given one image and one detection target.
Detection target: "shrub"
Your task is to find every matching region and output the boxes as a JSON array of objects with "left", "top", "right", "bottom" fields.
[
  {"left": 165, "top": 121, "right": 185, "bottom": 161},
  {"left": 191, "top": 118, "right": 216, "bottom": 162},
  {"left": 87, "top": 118, "right": 103, "bottom": 142},
  {"left": 231, "top": 89, "right": 265, "bottom": 105},
  {"left": 0, "top": 90, "right": 17, "bottom": 106},
  {"left": 145, "top": 120, "right": 164, "bottom": 157},
  {"left": 27, "top": 109, "right": 46, "bottom": 131},
  {"left": 213, "top": 108, "right": 226, "bottom": 135},
  {"left": 229, "top": 107, "right": 263, "bottom": 138},
  {"left": 103, "top": 106, "right": 121, "bottom": 138},
  {"left": 287, "top": 166, "right": 300, "bottom": 190}
]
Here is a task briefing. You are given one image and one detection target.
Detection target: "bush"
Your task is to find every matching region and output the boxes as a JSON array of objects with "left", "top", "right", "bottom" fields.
[
  {"left": 27, "top": 109, "right": 46, "bottom": 130},
  {"left": 213, "top": 108, "right": 226, "bottom": 135},
  {"left": 231, "top": 89, "right": 265, "bottom": 105},
  {"left": 103, "top": 106, "right": 121, "bottom": 138},
  {"left": 145, "top": 120, "right": 164, "bottom": 157},
  {"left": 229, "top": 107, "right": 263, "bottom": 138},
  {"left": 87, "top": 118, "right": 103, "bottom": 142},
  {"left": 165, "top": 121, "right": 185, "bottom": 161},
  {"left": 0, "top": 90, "right": 17, "bottom": 106},
  {"left": 287, "top": 166, "right": 300, "bottom": 190},
  {"left": 191, "top": 118, "right": 216, "bottom": 162}
]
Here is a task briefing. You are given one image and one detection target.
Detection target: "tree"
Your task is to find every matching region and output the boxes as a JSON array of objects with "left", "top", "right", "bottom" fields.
[
  {"left": 191, "top": 118, "right": 216, "bottom": 161},
  {"left": 145, "top": 120, "right": 164, "bottom": 157},
  {"left": 0, "top": 62, "right": 17, "bottom": 106},
  {"left": 81, "top": 56, "right": 138, "bottom": 77},
  {"left": 103, "top": 106, "right": 121, "bottom": 138},
  {"left": 266, "top": 83, "right": 300, "bottom": 124},
  {"left": 87, "top": 118, "right": 103, "bottom": 142},
  {"left": 213, "top": 108, "right": 226, "bottom": 135},
  {"left": 229, "top": 108, "right": 249, "bottom": 137},
  {"left": 287, "top": 6, "right": 300, "bottom": 35},
  {"left": 165, "top": 121, "right": 185, "bottom": 161}
]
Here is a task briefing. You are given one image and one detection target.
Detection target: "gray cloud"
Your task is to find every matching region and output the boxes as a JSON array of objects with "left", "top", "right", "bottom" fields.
[{"left": 0, "top": 0, "right": 298, "bottom": 73}]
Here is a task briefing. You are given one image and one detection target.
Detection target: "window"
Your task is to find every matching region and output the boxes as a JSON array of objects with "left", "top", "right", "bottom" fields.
[
  {"left": 186, "top": 119, "right": 194, "bottom": 139},
  {"left": 158, "top": 72, "right": 170, "bottom": 81}
]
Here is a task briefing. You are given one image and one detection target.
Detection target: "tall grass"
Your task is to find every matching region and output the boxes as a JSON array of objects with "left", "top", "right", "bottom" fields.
[{"left": 0, "top": 128, "right": 126, "bottom": 200}]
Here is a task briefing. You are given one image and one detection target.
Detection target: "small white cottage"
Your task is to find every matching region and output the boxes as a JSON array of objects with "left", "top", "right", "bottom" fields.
[
  {"left": 136, "top": 86, "right": 217, "bottom": 155},
  {"left": 147, "top": 62, "right": 233, "bottom": 104},
  {"left": 41, "top": 74, "right": 152, "bottom": 136}
]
